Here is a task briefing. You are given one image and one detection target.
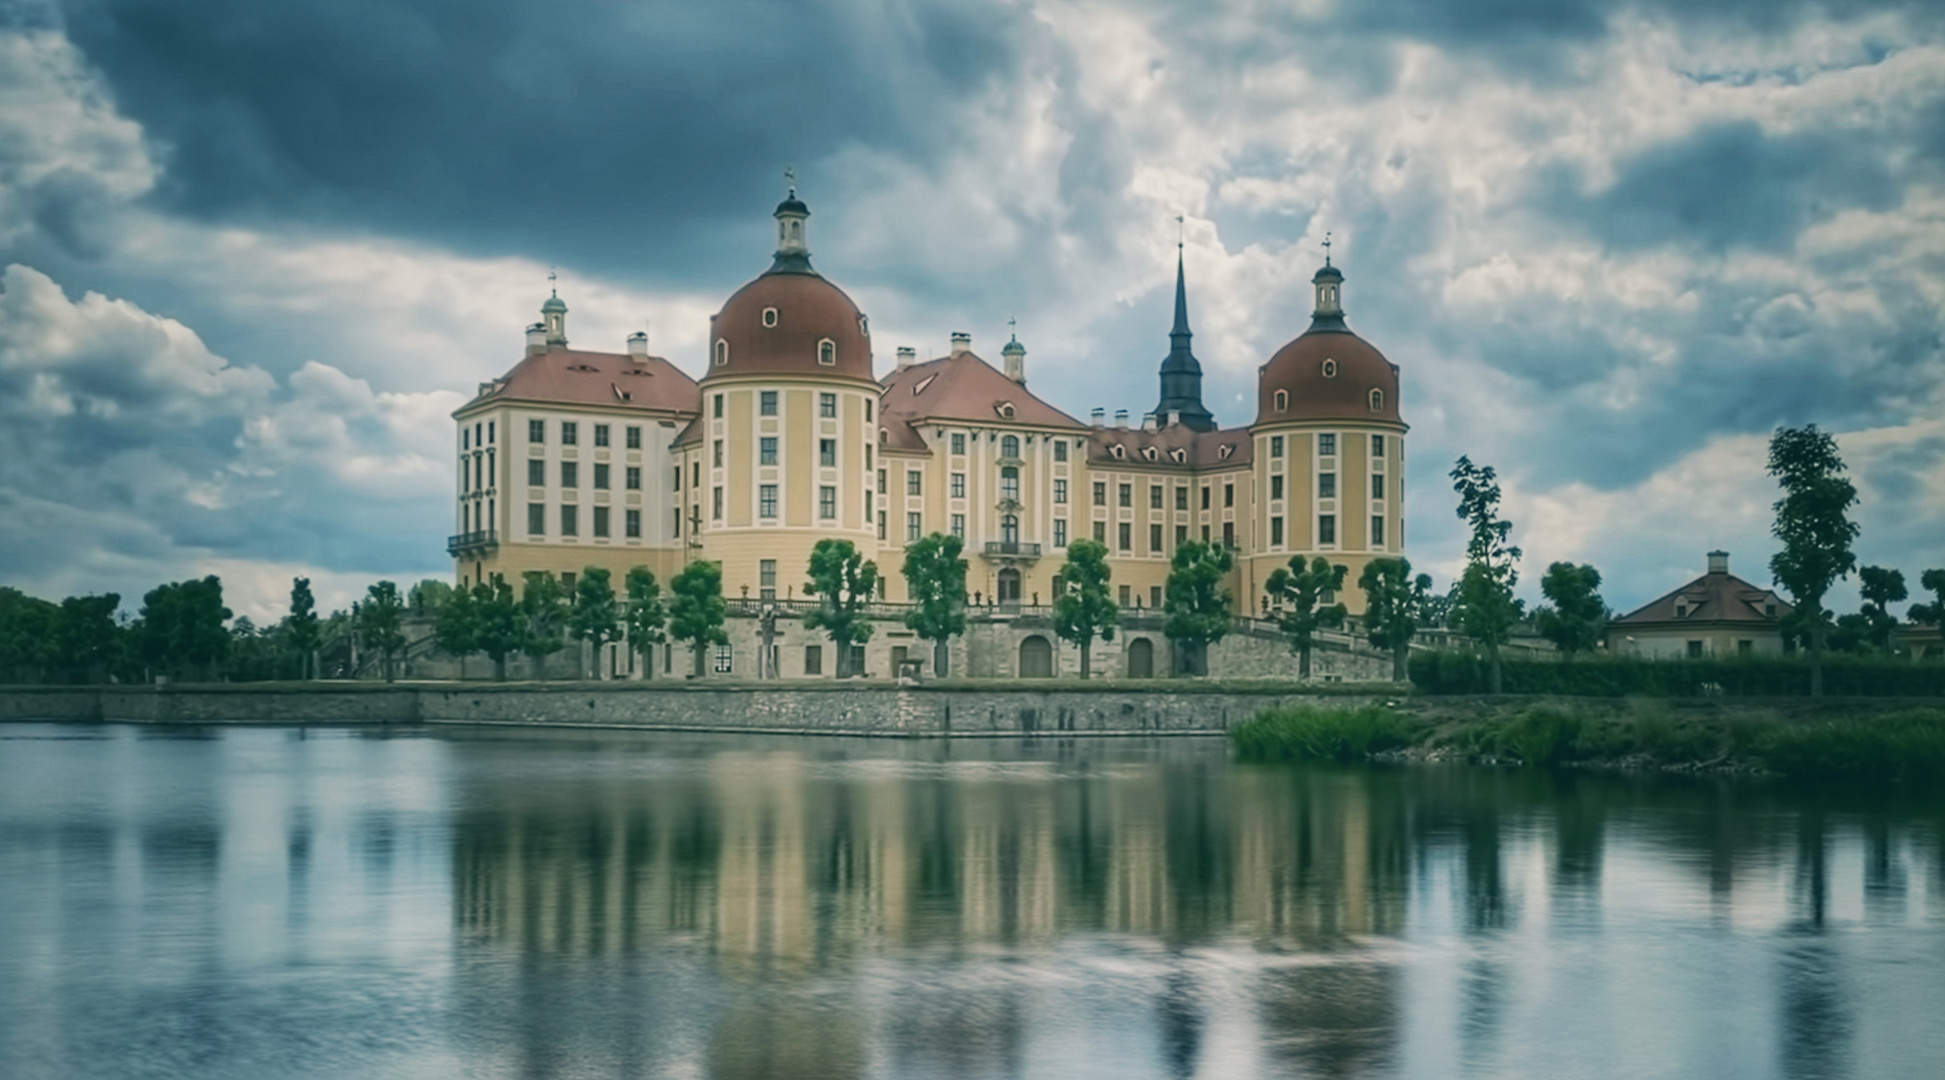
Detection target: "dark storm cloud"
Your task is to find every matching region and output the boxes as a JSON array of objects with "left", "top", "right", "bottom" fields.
[{"left": 57, "top": 0, "right": 1029, "bottom": 281}]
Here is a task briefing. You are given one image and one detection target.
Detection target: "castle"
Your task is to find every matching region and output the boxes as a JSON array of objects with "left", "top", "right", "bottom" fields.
[{"left": 450, "top": 186, "right": 1407, "bottom": 678}]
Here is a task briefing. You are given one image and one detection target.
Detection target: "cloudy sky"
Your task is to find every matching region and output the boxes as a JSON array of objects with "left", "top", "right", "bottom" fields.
[{"left": 1, "top": 0, "right": 1941, "bottom": 621}]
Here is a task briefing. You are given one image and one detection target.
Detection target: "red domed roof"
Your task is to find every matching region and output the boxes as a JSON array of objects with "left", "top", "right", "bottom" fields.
[
  {"left": 706, "top": 270, "right": 873, "bottom": 382},
  {"left": 1256, "top": 328, "right": 1403, "bottom": 426}
]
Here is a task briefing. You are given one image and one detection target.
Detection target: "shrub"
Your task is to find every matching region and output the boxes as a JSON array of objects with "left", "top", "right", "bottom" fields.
[
  {"left": 1233, "top": 705, "right": 1414, "bottom": 764},
  {"left": 1493, "top": 705, "right": 1584, "bottom": 767},
  {"left": 1757, "top": 709, "right": 1945, "bottom": 785},
  {"left": 1409, "top": 651, "right": 1945, "bottom": 698}
]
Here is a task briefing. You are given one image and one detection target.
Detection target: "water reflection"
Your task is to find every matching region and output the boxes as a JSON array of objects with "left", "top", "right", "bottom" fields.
[{"left": 0, "top": 726, "right": 1942, "bottom": 1079}]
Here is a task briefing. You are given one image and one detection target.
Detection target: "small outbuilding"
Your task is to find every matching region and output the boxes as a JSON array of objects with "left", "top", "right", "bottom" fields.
[{"left": 1607, "top": 551, "right": 1793, "bottom": 659}]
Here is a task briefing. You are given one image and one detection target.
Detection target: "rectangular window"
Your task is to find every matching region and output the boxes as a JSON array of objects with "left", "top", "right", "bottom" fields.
[
  {"left": 529, "top": 419, "right": 545, "bottom": 443},
  {"left": 561, "top": 505, "right": 579, "bottom": 537},
  {"left": 1054, "top": 440, "right": 1068, "bottom": 463},
  {"left": 760, "top": 484, "right": 778, "bottom": 518},
  {"left": 715, "top": 644, "right": 734, "bottom": 673},
  {"left": 1223, "top": 521, "right": 1235, "bottom": 548},
  {"left": 463, "top": 427, "right": 470, "bottom": 451},
  {"left": 1319, "top": 473, "right": 1336, "bottom": 499},
  {"left": 1118, "top": 522, "right": 1132, "bottom": 551},
  {"left": 488, "top": 421, "right": 495, "bottom": 444},
  {"left": 760, "top": 437, "right": 778, "bottom": 465},
  {"left": 820, "top": 438, "right": 837, "bottom": 467},
  {"left": 760, "top": 390, "right": 778, "bottom": 416},
  {"left": 1151, "top": 585, "right": 1163, "bottom": 609},
  {"left": 866, "top": 445, "right": 872, "bottom": 470},
  {"left": 1093, "top": 521, "right": 1107, "bottom": 543},
  {"left": 1687, "top": 640, "right": 1704, "bottom": 659},
  {"left": 866, "top": 489, "right": 872, "bottom": 518},
  {"left": 1118, "top": 483, "right": 1132, "bottom": 508},
  {"left": 1201, "top": 486, "right": 1211, "bottom": 510},
  {"left": 906, "top": 512, "right": 922, "bottom": 541},
  {"left": 626, "top": 426, "right": 641, "bottom": 449},
  {"left": 1271, "top": 474, "right": 1284, "bottom": 500},
  {"left": 907, "top": 469, "right": 922, "bottom": 496},
  {"left": 562, "top": 571, "right": 576, "bottom": 591},
  {"left": 1150, "top": 523, "right": 1163, "bottom": 551},
  {"left": 1372, "top": 434, "right": 1386, "bottom": 457},
  {"left": 561, "top": 421, "right": 578, "bottom": 446},
  {"left": 951, "top": 513, "right": 965, "bottom": 538},
  {"left": 528, "top": 459, "right": 545, "bottom": 486},
  {"left": 951, "top": 433, "right": 966, "bottom": 455},
  {"left": 1371, "top": 515, "right": 1386, "bottom": 546},
  {"left": 1150, "top": 485, "right": 1163, "bottom": 510},
  {"left": 527, "top": 503, "right": 545, "bottom": 535},
  {"left": 877, "top": 469, "right": 887, "bottom": 495},
  {"left": 1373, "top": 474, "right": 1386, "bottom": 500},
  {"left": 1318, "top": 514, "right": 1336, "bottom": 544},
  {"left": 1054, "top": 479, "right": 1068, "bottom": 504},
  {"left": 760, "top": 559, "right": 776, "bottom": 601},
  {"left": 819, "top": 392, "right": 837, "bottom": 418},
  {"left": 594, "top": 424, "right": 610, "bottom": 447},
  {"left": 713, "top": 393, "right": 724, "bottom": 419},
  {"left": 1001, "top": 469, "right": 1019, "bottom": 501},
  {"left": 712, "top": 486, "right": 723, "bottom": 520},
  {"left": 626, "top": 509, "right": 641, "bottom": 538},
  {"left": 865, "top": 399, "right": 872, "bottom": 422},
  {"left": 671, "top": 508, "right": 680, "bottom": 537},
  {"left": 1319, "top": 433, "right": 1336, "bottom": 457},
  {"left": 1224, "top": 483, "right": 1234, "bottom": 508},
  {"left": 1054, "top": 518, "right": 1068, "bottom": 547},
  {"left": 1737, "top": 639, "right": 1753, "bottom": 656},
  {"left": 951, "top": 472, "right": 966, "bottom": 498},
  {"left": 593, "top": 463, "right": 609, "bottom": 490},
  {"left": 626, "top": 466, "right": 641, "bottom": 490},
  {"left": 1175, "top": 524, "right": 1187, "bottom": 545},
  {"left": 713, "top": 440, "right": 724, "bottom": 468},
  {"left": 1093, "top": 481, "right": 1107, "bottom": 507},
  {"left": 1175, "top": 485, "right": 1188, "bottom": 511},
  {"left": 805, "top": 644, "right": 823, "bottom": 675},
  {"left": 819, "top": 485, "right": 836, "bottom": 520},
  {"left": 1119, "top": 585, "right": 1131, "bottom": 607},
  {"left": 1271, "top": 435, "right": 1284, "bottom": 458},
  {"left": 1201, "top": 524, "right": 1210, "bottom": 543},
  {"left": 877, "top": 511, "right": 887, "bottom": 540},
  {"left": 561, "top": 461, "right": 578, "bottom": 488},
  {"left": 692, "top": 461, "right": 700, "bottom": 488},
  {"left": 1271, "top": 516, "right": 1284, "bottom": 546},
  {"left": 593, "top": 506, "right": 610, "bottom": 538}
]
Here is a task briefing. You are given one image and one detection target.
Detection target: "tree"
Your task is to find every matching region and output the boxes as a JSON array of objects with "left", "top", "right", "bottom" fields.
[
  {"left": 287, "top": 577, "right": 321, "bottom": 680},
  {"left": 1360, "top": 558, "right": 1431, "bottom": 681},
  {"left": 472, "top": 578, "right": 523, "bottom": 681},
  {"left": 432, "top": 581, "right": 480, "bottom": 679},
  {"left": 901, "top": 532, "right": 968, "bottom": 677},
  {"left": 356, "top": 581, "right": 407, "bottom": 681},
  {"left": 1535, "top": 562, "right": 1607, "bottom": 657},
  {"left": 1910, "top": 570, "right": 1945, "bottom": 627},
  {"left": 137, "top": 576, "right": 231, "bottom": 682},
  {"left": 1265, "top": 556, "right": 1347, "bottom": 679},
  {"left": 1767, "top": 425, "right": 1858, "bottom": 697},
  {"left": 519, "top": 571, "right": 567, "bottom": 680},
  {"left": 1053, "top": 538, "right": 1118, "bottom": 679},
  {"left": 1163, "top": 540, "right": 1233, "bottom": 676},
  {"left": 1857, "top": 565, "right": 1908, "bottom": 654},
  {"left": 623, "top": 567, "right": 668, "bottom": 679},
  {"left": 0, "top": 587, "right": 58, "bottom": 682},
  {"left": 804, "top": 539, "right": 880, "bottom": 678},
  {"left": 408, "top": 579, "right": 455, "bottom": 614},
  {"left": 51, "top": 594, "right": 122, "bottom": 684},
  {"left": 1450, "top": 456, "right": 1524, "bottom": 693},
  {"left": 668, "top": 560, "right": 729, "bottom": 678},
  {"left": 568, "top": 566, "right": 621, "bottom": 679}
]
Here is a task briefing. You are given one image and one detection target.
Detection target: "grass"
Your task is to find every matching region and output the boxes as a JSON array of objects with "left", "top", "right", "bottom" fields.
[
  {"left": 1755, "top": 709, "right": 1945, "bottom": 785},
  {"left": 1232, "top": 705, "right": 1416, "bottom": 763}
]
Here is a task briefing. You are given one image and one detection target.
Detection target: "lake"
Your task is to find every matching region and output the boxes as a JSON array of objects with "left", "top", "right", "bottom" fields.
[{"left": 1, "top": 722, "right": 1941, "bottom": 1079}]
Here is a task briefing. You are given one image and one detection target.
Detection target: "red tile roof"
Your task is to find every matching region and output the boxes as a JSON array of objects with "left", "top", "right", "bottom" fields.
[
  {"left": 879, "top": 351, "right": 1088, "bottom": 431},
  {"left": 463, "top": 347, "right": 700, "bottom": 416},
  {"left": 1086, "top": 424, "right": 1253, "bottom": 470},
  {"left": 1613, "top": 569, "right": 1792, "bottom": 627}
]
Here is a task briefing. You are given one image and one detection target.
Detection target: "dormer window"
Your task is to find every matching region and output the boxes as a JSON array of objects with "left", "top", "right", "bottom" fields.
[
  {"left": 1218, "top": 444, "right": 1234, "bottom": 460},
  {"left": 1110, "top": 444, "right": 1125, "bottom": 459},
  {"left": 1369, "top": 388, "right": 1383, "bottom": 411},
  {"left": 1321, "top": 359, "right": 1337, "bottom": 378},
  {"left": 995, "top": 402, "right": 1016, "bottom": 419},
  {"left": 1274, "top": 389, "right": 1288, "bottom": 412},
  {"left": 1141, "top": 446, "right": 1158, "bottom": 462},
  {"left": 1765, "top": 601, "right": 1777, "bottom": 619},
  {"left": 762, "top": 307, "right": 778, "bottom": 328},
  {"left": 914, "top": 374, "right": 937, "bottom": 395},
  {"left": 1168, "top": 447, "right": 1187, "bottom": 463},
  {"left": 818, "top": 339, "right": 836, "bottom": 366},
  {"left": 878, "top": 428, "right": 888, "bottom": 444},
  {"left": 714, "top": 339, "right": 729, "bottom": 367},
  {"left": 1676, "top": 602, "right": 1690, "bottom": 619}
]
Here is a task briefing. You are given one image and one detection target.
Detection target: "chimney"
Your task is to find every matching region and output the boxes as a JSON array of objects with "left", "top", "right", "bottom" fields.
[
  {"left": 1114, "top": 409, "right": 1129, "bottom": 429},
  {"left": 1141, "top": 413, "right": 1159, "bottom": 433},
  {"left": 1167, "top": 410, "right": 1181, "bottom": 428},
  {"left": 1707, "top": 550, "right": 1729, "bottom": 575},
  {"left": 1001, "top": 336, "right": 1026, "bottom": 383},
  {"left": 950, "top": 332, "right": 972, "bottom": 356},
  {"left": 627, "top": 331, "right": 648, "bottom": 359},
  {"left": 526, "top": 323, "right": 547, "bottom": 356},
  {"left": 896, "top": 346, "right": 917, "bottom": 369},
  {"left": 1091, "top": 408, "right": 1106, "bottom": 428}
]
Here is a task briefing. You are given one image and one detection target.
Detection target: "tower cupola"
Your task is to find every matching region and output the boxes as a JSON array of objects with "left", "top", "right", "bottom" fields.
[
  {"left": 1310, "top": 233, "right": 1346, "bottom": 332},
  {"left": 540, "top": 281, "right": 568, "bottom": 347},
  {"left": 1002, "top": 329, "right": 1026, "bottom": 384},
  {"left": 771, "top": 171, "right": 813, "bottom": 274}
]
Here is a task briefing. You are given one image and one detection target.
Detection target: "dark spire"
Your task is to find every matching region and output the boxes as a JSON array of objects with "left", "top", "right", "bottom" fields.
[{"left": 1153, "top": 245, "right": 1216, "bottom": 432}]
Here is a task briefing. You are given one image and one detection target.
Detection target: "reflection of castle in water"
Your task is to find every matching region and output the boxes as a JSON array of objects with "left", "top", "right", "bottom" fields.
[{"left": 450, "top": 746, "right": 1417, "bottom": 963}]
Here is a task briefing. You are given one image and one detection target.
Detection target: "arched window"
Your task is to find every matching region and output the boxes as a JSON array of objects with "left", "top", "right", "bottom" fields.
[
  {"left": 858, "top": 315, "right": 869, "bottom": 337},
  {"left": 714, "top": 339, "right": 728, "bottom": 367},
  {"left": 762, "top": 307, "right": 778, "bottom": 328},
  {"left": 1369, "top": 388, "right": 1384, "bottom": 411},
  {"left": 1322, "top": 358, "right": 1337, "bottom": 378},
  {"left": 818, "top": 339, "right": 836, "bottom": 365},
  {"left": 1001, "top": 435, "right": 1019, "bottom": 459},
  {"left": 1000, "top": 466, "right": 1019, "bottom": 501},
  {"left": 1274, "top": 389, "right": 1288, "bottom": 411}
]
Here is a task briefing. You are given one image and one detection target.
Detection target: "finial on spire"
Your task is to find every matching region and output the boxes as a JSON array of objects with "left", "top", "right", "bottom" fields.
[
  {"left": 1007, "top": 315, "right": 1018, "bottom": 342},
  {"left": 548, "top": 266, "right": 558, "bottom": 297},
  {"left": 1176, "top": 214, "right": 1185, "bottom": 250},
  {"left": 783, "top": 165, "right": 797, "bottom": 198},
  {"left": 1322, "top": 231, "right": 1332, "bottom": 267}
]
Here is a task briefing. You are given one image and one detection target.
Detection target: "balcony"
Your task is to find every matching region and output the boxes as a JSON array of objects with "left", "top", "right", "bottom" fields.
[
  {"left": 982, "top": 540, "right": 1041, "bottom": 560},
  {"left": 447, "top": 529, "right": 499, "bottom": 556}
]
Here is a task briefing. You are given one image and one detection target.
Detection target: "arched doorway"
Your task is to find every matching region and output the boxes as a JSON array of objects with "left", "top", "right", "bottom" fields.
[
  {"left": 1127, "top": 637, "right": 1154, "bottom": 679},
  {"left": 997, "top": 567, "right": 1022, "bottom": 603},
  {"left": 1018, "top": 635, "right": 1053, "bottom": 677}
]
